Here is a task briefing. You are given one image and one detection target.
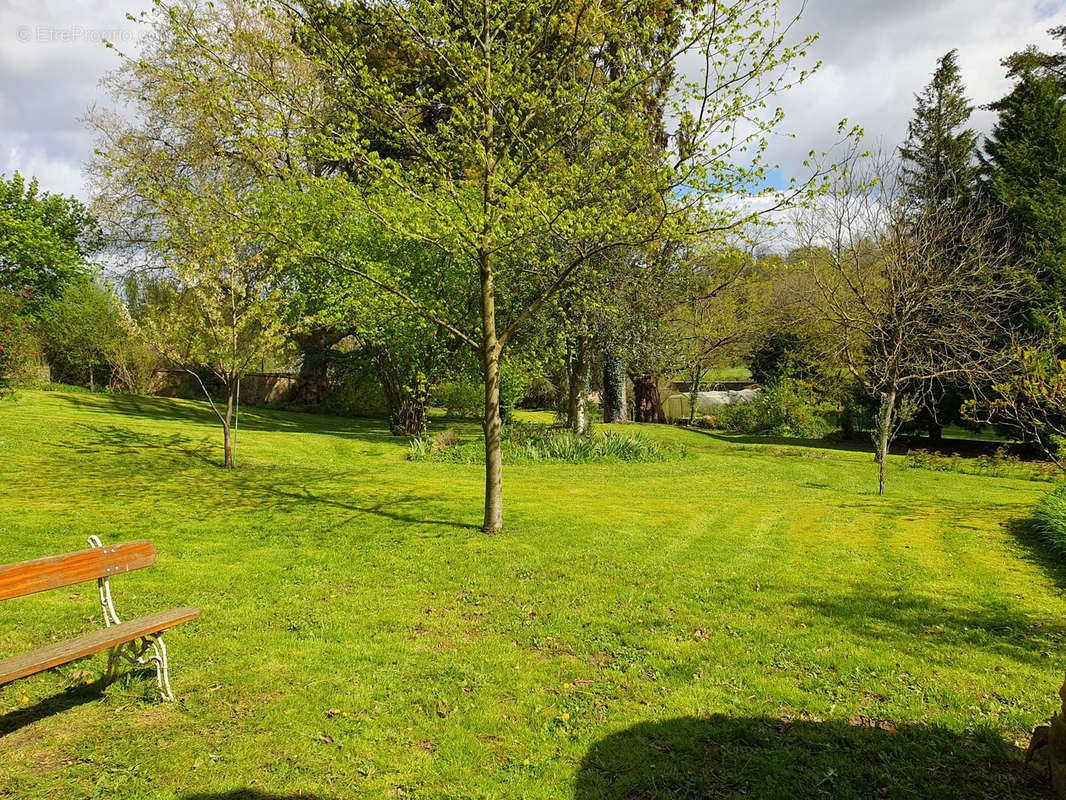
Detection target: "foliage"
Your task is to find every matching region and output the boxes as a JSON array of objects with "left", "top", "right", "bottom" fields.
[
  {"left": 0, "top": 173, "right": 101, "bottom": 309},
  {"left": 748, "top": 330, "right": 817, "bottom": 385},
  {"left": 408, "top": 421, "right": 683, "bottom": 464},
  {"left": 979, "top": 311, "right": 1066, "bottom": 469},
  {"left": 694, "top": 376, "right": 835, "bottom": 439},
  {"left": 982, "top": 71, "right": 1066, "bottom": 312},
  {"left": 1033, "top": 482, "right": 1066, "bottom": 557}
]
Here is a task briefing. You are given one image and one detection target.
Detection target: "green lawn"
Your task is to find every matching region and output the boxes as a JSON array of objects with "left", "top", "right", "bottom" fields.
[{"left": 0, "top": 389, "right": 1063, "bottom": 799}]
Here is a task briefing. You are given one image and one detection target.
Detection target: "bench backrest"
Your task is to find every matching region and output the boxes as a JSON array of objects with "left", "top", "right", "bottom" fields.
[{"left": 0, "top": 540, "right": 156, "bottom": 602}]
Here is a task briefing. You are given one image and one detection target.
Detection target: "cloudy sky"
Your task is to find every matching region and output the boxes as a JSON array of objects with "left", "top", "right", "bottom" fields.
[{"left": 0, "top": 0, "right": 1063, "bottom": 203}]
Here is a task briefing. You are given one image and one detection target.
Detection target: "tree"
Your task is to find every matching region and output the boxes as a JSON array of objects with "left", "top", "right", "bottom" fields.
[
  {"left": 795, "top": 155, "right": 1020, "bottom": 493},
  {"left": 1002, "top": 25, "right": 1066, "bottom": 85},
  {"left": 671, "top": 247, "right": 770, "bottom": 424},
  {"left": 979, "top": 314, "right": 1066, "bottom": 468},
  {"left": 40, "top": 281, "right": 128, "bottom": 391},
  {"left": 899, "top": 50, "right": 977, "bottom": 203},
  {"left": 112, "top": 0, "right": 833, "bottom": 531},
  {"left": 982, "top": 72, "right": 1066, "bottom": 313},
  {"left": 0, "top": 173, "right": 102, "bottom": 308},
  {"left": 139, "top": 178, "right": 287, "bottom": 469},
  {"left": 898, "top": 50, "right": 980, "bottom": 440},
  {"left": 147, "top": 243, "right": 286, "bottom": 469}
]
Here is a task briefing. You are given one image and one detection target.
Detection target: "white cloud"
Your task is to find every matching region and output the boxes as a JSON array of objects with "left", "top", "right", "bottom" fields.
[
  {"left": 0, "top": 0, "right": 148, "bottom": 200},
  {"left": 760, "top": 0, "right": 1066, "bottom": 185}
]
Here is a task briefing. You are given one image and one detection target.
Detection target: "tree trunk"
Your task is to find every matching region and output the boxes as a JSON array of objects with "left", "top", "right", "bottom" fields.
[
  {"left": 294, "top": 327, "right": 341, "bottom": 407},
  {"left": 480, "top": 250, "right": 504, "bottom": 534},
  {"left": 875, "top": 388, "right": 896, "bottom": 495},
  {"left": 928, "top": 423, "right": 943, "bottom": 445},
  {"left": 371, "top": 347, "right": 428, "bottom": 436},
  {"left": 88, "top": 365, "right": 94, "bottom": 393},
  {"left": 566, "top": 335, "right": 591, "bottom": 435},
  {"left": 602, "top": 350, "right": 627, "bottom": 424},
  {"left": 688, "top": 364, "right": 703, "bottom": 425},
  {"left": 630, "top": 373, "right": 666, "bottom": 423},
  {"left": 222, "top": 384, "right": 235, "bottom": 469},
  {"left": 391, "top": 390, "right": 427, "bottom": 436}
]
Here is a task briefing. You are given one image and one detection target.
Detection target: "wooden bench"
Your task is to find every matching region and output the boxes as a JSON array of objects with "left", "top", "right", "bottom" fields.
[{"left": 0, "top": 537, "right": 200, "bottom": 701}]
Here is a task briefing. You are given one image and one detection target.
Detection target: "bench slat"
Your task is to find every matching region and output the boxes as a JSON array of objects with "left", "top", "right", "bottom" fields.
[
  {"left": 0, "top": 607, "right": 201, "bottom": 685},
  {"left": 0, "top": 541, "right": 156, "bottom": 602}
]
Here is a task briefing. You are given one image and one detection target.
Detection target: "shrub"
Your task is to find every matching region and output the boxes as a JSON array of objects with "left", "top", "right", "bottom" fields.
[
  {"left": 1033, "top": 483, "right": 1066, "bottom": 557},
  {"left": 757, "top": 377, "right": 835, "bottom": 438},
  {"left": 432, "top": 381, "right": 482, "bottom": 418},
  {"left": 696, "top": 377, "right": 835, "bottom": 438},
  {"left": 712, "top": 401, "right": 762, "bottom": 433},
  {"left": 40, "top": 281, "right": 129, "bottom": 391}
]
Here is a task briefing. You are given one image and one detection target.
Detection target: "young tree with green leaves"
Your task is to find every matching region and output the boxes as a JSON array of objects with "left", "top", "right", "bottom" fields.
[
  {"left": 146, "top": 225, "right": 287, "bottom": 470},
  {"left": 40, "top": 281, "right": 128, "bottom": 391},
  {"left": 285, "top": 0, "right": 832, "bottom": 531},
  {"left": 106, "top": 0, "right": 837, "bottom": 531}
]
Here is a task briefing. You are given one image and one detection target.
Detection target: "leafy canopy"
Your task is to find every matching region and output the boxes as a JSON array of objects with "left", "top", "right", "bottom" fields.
[{"left": 0, "top": 173, "right": 102, "bottom": 308}]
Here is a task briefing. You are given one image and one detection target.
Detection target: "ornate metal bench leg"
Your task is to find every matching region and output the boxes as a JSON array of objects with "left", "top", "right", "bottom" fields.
[
  {"left": 87, "top": 536, "right": 178, "bottom": 702},
  {"left": 144, "top": 635, "right": 174, "bottom": 702}
]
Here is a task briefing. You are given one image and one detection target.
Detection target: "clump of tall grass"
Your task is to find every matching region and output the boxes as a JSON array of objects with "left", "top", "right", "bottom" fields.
[
  {"left": 407, "top": 422, "right": 683, "bottom": 464},
  {"left": 906, "top": 447, "right": 1056, "bottom": 482},
  {"left": 1033, "top": 483, "right": 1066, "bottom": 557}
]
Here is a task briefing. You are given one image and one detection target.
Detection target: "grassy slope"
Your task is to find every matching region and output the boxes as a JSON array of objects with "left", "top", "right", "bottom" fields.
[{"left": 0, "top": 390, "right": 1062, "bottom": 799}]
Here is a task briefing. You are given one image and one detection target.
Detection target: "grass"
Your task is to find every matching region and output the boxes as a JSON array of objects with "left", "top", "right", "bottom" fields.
[{"left": 0, "top": 389, "right": 1064, "bottom": 799}]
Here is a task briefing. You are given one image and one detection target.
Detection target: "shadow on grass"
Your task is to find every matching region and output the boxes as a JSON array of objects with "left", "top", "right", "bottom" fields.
[
  {"left": 685, "top": 427, "right": 877, "bottom": 456},
  {"left": 51, "top": 424, "right": 217, "bottom": 466},
  {"left": 804, "top": 589, "right": 1064, "bottom": 667},
  {"left": 575, "top": 715, "right": 1051, "bottom": 799},
  {"left": 0, "top": 681, "right": 106, "bottom": 737},
  {"left": 183, "top": 793, "right": 335, "bottom": 800},
  {"left": 269, "top": 487, "right": 481, "bottom": 531},
  {"left": 1007, "top": 517, "right": 1066, "bottom": 594},
  {"left": 688, "top": 427, "right": 1044, "bottom": 461},
  {"left": 54, "top": 391, "right": 394, "bottom": 439}
]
